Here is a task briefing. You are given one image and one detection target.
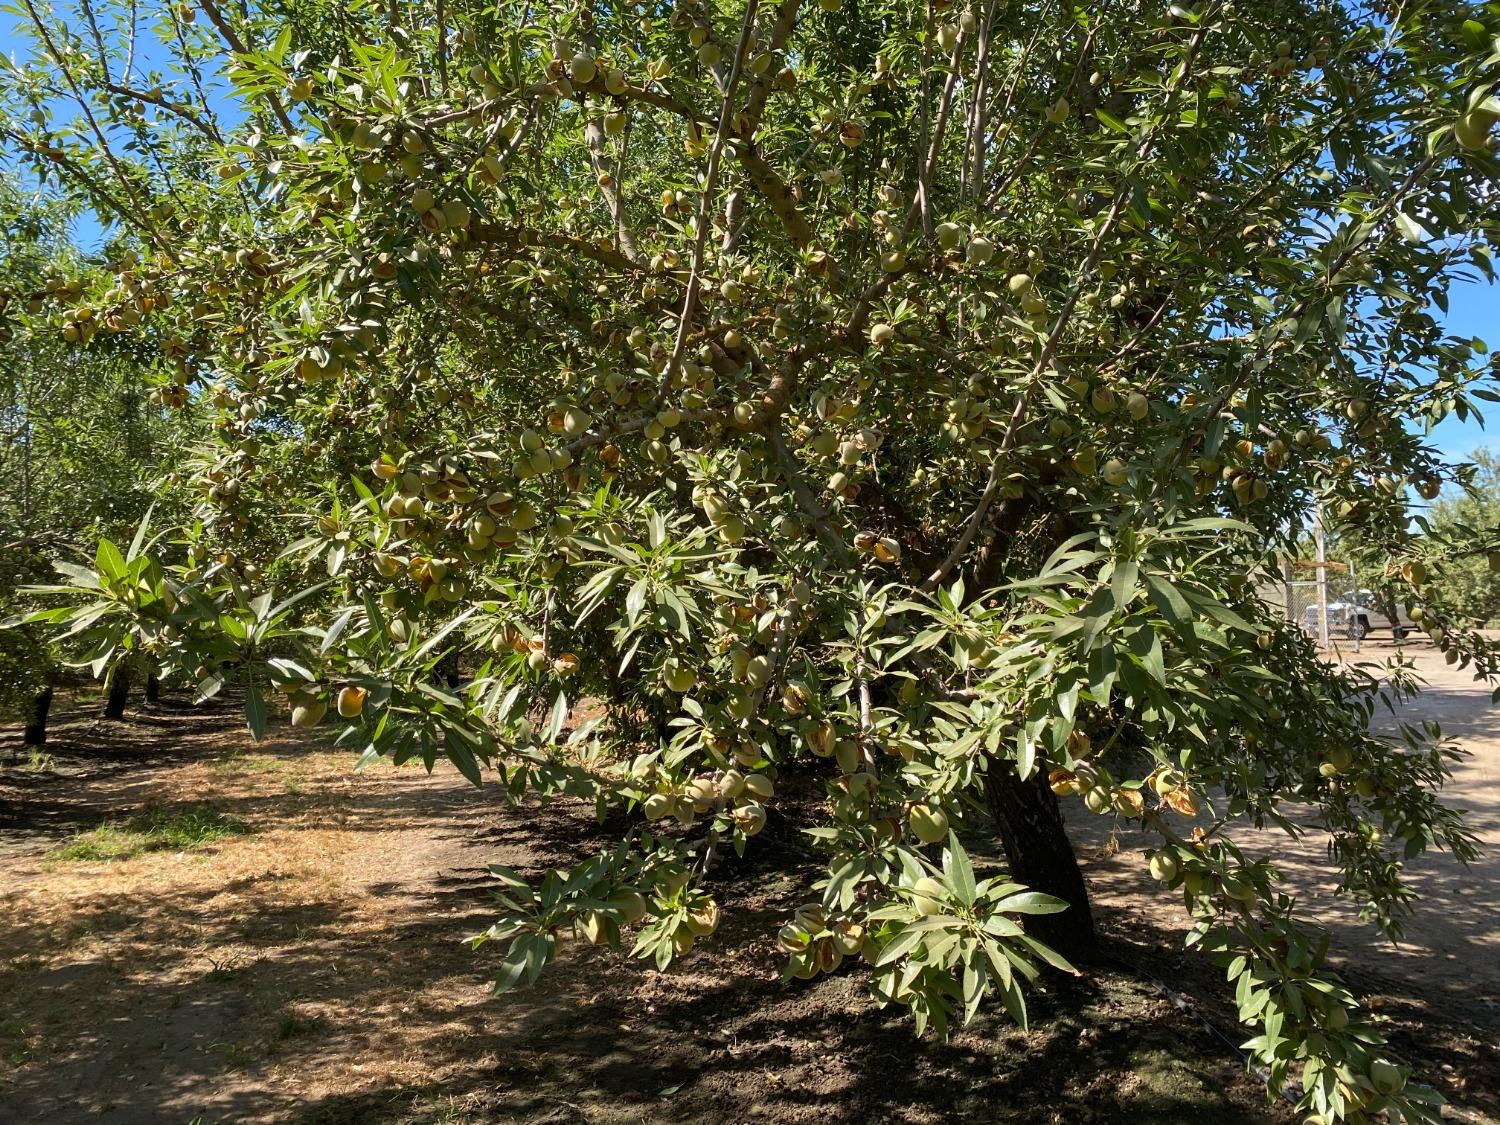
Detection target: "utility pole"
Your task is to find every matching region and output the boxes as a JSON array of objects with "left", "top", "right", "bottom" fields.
[
  {"left": 1348, "top": 556, "right": 1360, "bottom": 653},
  {"left": 1314, "top": 498, "right": 1330, "bottom": 649}
]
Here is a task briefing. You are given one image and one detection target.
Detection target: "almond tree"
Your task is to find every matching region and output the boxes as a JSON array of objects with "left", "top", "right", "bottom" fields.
[
  {"left": 0, "top": 171, "right": 193, "bottom": 735},
  {"left": 5, "top": 1, "right": 1500, "bottom": 1119}
]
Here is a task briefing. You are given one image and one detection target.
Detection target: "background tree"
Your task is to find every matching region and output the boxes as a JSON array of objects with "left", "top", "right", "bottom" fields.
[
  {"left": 0, "top": 171, "right": 195, "bottom": 737},
  {"left": 6, "top": 1, "right": 1500, "bottom": 1121},
  {"left": 1423, "top": 449, "right": 1500, "bottom": 626}
]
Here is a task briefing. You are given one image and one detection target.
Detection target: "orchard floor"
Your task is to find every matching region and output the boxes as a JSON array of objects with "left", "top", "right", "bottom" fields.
[
  {"left": 1063, "top": 634, "right": 1500, "bottom": 1123},
  {"left": 0, "top": 646, "right": 1494, "bottom": 1125}
]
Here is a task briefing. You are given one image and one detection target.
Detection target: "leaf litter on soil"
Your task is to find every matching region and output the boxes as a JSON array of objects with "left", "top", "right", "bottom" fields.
[{"left": 0, "top": 693, "right": 1489, "bottom": 1124}]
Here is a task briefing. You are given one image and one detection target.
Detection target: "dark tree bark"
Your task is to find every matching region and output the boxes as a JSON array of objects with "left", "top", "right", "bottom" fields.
[
  {"left": 439, "top": 650, "right": 462, "bottom": 690},
  {"left": 985, "top": 766, "right": 1100, "bottom": 964},
  {"left": 24, "top": 685, "right": 53, "bottom": 746},
  {"left": 104, "top": 666, "right": 131, "bottom": 720},
  {"left": 968, "top": 500, "right": 1099, "bottom": 962},
  {"left": 144, "top": 673, "right": 161, "bottom": 704}
]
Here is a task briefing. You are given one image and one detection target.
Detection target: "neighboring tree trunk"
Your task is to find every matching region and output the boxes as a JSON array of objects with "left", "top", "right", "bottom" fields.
[
  {"left": 985, "top": 766, "right": 1100, "bottom": 964},
  {"left": 144, "top": 673, "right": 161, "bottom": 704},
  {"left": 24, "top": 685, "right": 54, "bottom": 746},
  {"left": 439, "top": 650, "right": 461, "bottom": 690},
  {"left": 104, "top": 666, "right": 131, "bottom": 720}
]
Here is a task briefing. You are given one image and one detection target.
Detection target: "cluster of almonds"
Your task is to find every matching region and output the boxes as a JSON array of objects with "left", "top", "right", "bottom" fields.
[
  {"left": 484, "top": 621, "right": 578, "bottom": 676},
  {"left": 1049, "top": 744, "right": 1199, "bottom": 821},
  {"left": 639, "top": 765, "right": 773, "bottom": 836},
  {"left": 853, "top": 531, "right": 902, "bottom": 563},
  {"left": 777, "top": 903, "right": 869, "bottom": 978},
  {"left": 286, "top": 683, "right": 368, "bottom": 727}
]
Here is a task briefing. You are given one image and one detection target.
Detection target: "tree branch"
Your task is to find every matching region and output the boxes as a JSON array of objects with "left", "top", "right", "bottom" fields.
[
  {"left": 660, "top": 0, "right": 763, "bottom": 398},
  {"left": 195, "top": 0, "right": 296, "bottom": 134}
]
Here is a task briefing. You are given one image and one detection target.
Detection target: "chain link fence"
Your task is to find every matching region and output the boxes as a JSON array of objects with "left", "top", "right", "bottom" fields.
[
  {"left": 1286, "top": 579, "right": 1338, "bottom": 646},
  {"left": 1258, "top": 560, "right": 1356, "bottom": 650}
]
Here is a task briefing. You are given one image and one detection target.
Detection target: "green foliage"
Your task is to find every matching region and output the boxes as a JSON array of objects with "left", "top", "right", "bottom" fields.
[
  {"left": 1425, "top": 450, "right": 1500, "bottom": 625},
  {"left": 0, "top": 551, "right": 56, "bottom": 716},
  {"left": 0, "top": 172, "right": 196, "bottom": 715},
  {"left": 1325, "top": 447, "right": 1500, "bottom": 641},
  {"left": 5, "top": 1, "right": 1500, "bottom": 1121}
]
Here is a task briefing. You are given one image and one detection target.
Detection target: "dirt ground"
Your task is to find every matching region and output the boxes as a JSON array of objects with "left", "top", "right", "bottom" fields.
[
  {"left": 0, "top": 642, "right": 1496, "bottom": 1124},
  {"left": 1067, "top": 635, "right": 1500, "bottom": 1122}
]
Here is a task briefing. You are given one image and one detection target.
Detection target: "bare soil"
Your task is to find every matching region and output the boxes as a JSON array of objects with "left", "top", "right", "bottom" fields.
[
  {"left": 0, "top": 653, "right": 1494, "bottom": 1124},
  {"left": 1066, "top": 635, "right": 1500, "bottom": 1124}
]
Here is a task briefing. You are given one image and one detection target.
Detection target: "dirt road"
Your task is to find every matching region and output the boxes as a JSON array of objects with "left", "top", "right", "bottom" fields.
[
  {"left": 1067, "top": 637, "right": 1500, "bottom": 1120},
  {"left": 1070, "top": 639, "right": 1500, "bottom": 1004}
]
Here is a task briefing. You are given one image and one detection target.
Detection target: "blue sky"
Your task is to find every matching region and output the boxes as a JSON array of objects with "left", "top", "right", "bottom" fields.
[{"left": 1426, "top": 278, "right": 1499, "bottom": 464}]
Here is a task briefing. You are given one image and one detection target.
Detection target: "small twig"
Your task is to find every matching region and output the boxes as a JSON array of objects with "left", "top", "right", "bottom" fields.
[
  {"left": 754, "top": 586, "right": 803, "bottom": 719},
  {"left": 103, "top": 81, "right": 221, "bottom": 142},
  {"left": 922, "top": 10, "right": 1218, "bottom": 594},
  {"left": 19, "top": 0, "right": 168, "bottom": 251},
  {"left": 904, "top": 26, "right": 968, "bottom": 242},
  {"left": 768, "top": 430, "right": 852, "bottom": 565},
  {"left": 854, "top": 649, "right": 877, "bottom": 773}
]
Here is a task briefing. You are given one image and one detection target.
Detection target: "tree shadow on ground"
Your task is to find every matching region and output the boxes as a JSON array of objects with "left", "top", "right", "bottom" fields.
[
  {"left": 1, "top": 761, "right": 1293, "bottom": 1125},
  {"left": 2, "top": 686, "right": 1491, "bottom": 1124}
]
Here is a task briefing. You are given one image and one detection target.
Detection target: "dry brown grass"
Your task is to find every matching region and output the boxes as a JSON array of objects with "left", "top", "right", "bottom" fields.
[{"left": 0, "top": 691, "right": 1490, "bottom": 1123}]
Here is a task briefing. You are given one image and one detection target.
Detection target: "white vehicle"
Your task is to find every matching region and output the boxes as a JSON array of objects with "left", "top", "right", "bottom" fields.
[{"left": 1303, "top": 589, "right": 1420, "bottom": 641}]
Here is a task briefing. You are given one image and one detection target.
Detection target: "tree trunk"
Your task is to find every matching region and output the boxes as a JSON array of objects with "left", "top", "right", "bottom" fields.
[
  {"left": 144, "top": 673, "right": 161, "bottom": 704},
  {"left": 104, "top": 666, "right": 131, "bottom": 720},
  {"left": 440, "top": 650, "right": 461, "bottom": 690},
  {"left": 24, "top": 685, "right": 53, "bottom": 746},
  {"left": 985, "top": 765, "right": 1100, "bottom": 964}
]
